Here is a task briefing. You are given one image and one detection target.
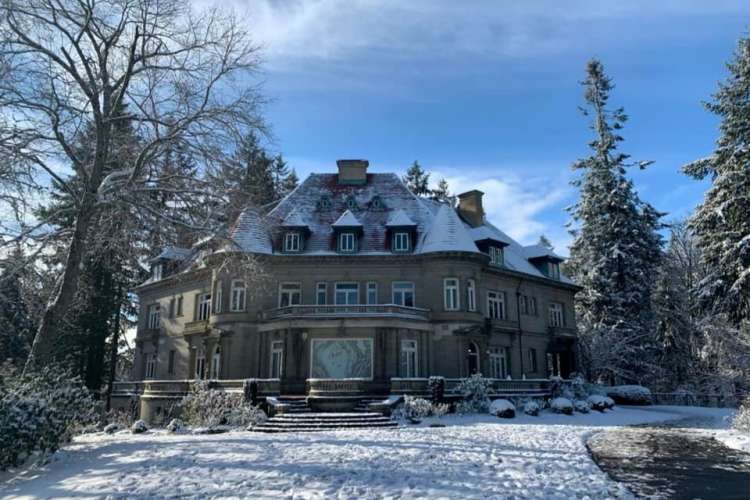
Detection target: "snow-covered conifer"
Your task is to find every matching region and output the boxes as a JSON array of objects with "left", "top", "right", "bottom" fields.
[{"left": 403, "top": 161, "right": 431, "bottom": 196}]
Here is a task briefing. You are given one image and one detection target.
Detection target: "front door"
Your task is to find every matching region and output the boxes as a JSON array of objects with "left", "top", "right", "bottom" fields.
[{"left": 467, "top": 341, "right": 479, "bottom": 375}]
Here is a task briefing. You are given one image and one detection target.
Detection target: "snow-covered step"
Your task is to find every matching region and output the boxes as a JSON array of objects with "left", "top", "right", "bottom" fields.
[
  {"left": 251, "top": 411, "right": 398, "bottom": 433},
  {"left": 269, "top": 417, "right": 392, "bottom": 425}
]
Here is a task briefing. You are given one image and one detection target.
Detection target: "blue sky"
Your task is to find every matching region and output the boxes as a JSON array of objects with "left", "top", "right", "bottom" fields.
[{"left": 217, "top": 0, "right": 750, "bottom": 252}]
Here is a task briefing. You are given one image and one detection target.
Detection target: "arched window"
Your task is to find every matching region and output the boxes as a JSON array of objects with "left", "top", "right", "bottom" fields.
[
  {"left": 195, "top": 347, "right": 206, "bottom": 380},
  {"left": 210, "top": 345, "right": 221, "bottom": 379},
  {"left": 345, "top": 195, "right": 358, "bottom": 210},
  {"left": 467, "top": 341, "right": 480, "bottom": 375}
]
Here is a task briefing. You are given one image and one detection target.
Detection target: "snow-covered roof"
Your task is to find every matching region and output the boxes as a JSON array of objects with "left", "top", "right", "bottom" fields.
[
  {"left": 523, "top": 244, "right": 565, "bottom": 261},
  {"left": 420, "top": 204, "right": 479, "bottom": 254},
  {"left": 149, "top": 246, "right": 192, "bottom": 262},
  {"left": 281, "top": 209, "right": 308, "bottom": 228},
  {"left": 228, "top": 207, "right": 273, "bottom": 254},
  {"left": 332, "top": 209, "right": 363, "bottom": 228},
  {"left": 468, "top": 224, "right": 514, "bottom": 246},
  {"left": 386, "top": 209, "right": 417, "bottom": 227}
]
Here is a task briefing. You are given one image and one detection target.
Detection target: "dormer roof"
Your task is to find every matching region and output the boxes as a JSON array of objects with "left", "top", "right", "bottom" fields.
[
  {"left": 332, "top": 209, "right": 363, "bottom": 228},
  {"left": 524, "top": 244, "right": 565, "bottom": 262},
  {"left": 281, "top": 209, "right": 308, "bottom": 228},
  {"left": 385, "top": 209, "right": 417, "bottom": 227}
]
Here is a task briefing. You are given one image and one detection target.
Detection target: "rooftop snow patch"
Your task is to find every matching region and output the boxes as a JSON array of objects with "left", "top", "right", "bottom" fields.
[
  {"left": 150, "top": 246, "right": 192, "bottom": 262},
  {"left": 332, "top": 209, "right": 363, "bottom": 227},
  {"left": 420, "top": 204, "right": 479, "bottom": 254},
  {"left": 524, "top": 244, "right": 565, "bottom": 261},
  {"left": 386, "top": 209, "right": 416, "bottom": 227},
  {"left": 468, "top": 224, "right": 513, "bottom": 246},
  {"left": 281, "top": 209, "right": 308, "bottom": 228},
  {"left": 228, "top": 207, "right": 272, "bottom": 254}
]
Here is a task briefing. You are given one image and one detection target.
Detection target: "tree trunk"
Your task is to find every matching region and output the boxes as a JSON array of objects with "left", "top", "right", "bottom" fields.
[{"left": 105, "top": 286, "right": 123, "bottom": 411}]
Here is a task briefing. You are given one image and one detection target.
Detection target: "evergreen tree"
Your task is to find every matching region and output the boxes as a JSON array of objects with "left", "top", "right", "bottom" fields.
[
  {"left": 566, "top": 59, "right": 664, "bottom": 383},
  {"left": 0, "top": 247, "right": 35, "bottom": 370},
  {"left": 431, "top": 178, "right": 455, "bottom": 205},
  {"left": 403, "top": 161, "right": 431, "bottom": 196},
  {"left": 537, "top": 235, "right": 554, "bottom": 249},
  {"left": 683, "top": 38, "right": 750, "bottom": 326},
  {"left": 270, "top": 154, "right": 298, "bottom": 199},
  {"left": 282, "top": 168, "right": 300, "bottom": 197}
]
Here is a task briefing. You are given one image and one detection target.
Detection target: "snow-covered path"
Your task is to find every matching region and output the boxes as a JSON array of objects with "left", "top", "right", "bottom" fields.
[{"left": 0, "top": 407, "right": 734, "bottom": 500}]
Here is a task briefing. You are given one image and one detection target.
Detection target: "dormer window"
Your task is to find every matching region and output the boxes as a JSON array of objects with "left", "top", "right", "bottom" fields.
[
  {"left": 370, "top": 195, "right": 385, "bottom": 210},
  {"left": 339, "top": 232, "right": 356, "bottom": 253},
  {"left": 284, "top": 231, "right": 302, "bottom": 252},
  {"left": 489, "top": 246, "right": 504, "bottom": 266},
  {"left": 152, "top": 263, "right": 163, "bottom": 281},
  {"left": 548, "top": 261, "right": 561, "bottom": 280},
  {"left": 393, "top": 232, "right": 410, "bottom": 252},
  {"left": 317, "top": 195, "right": 332, "bottom": 210},
  {"left": 345, "top": 195, "right": 358, "bottom": 211}
]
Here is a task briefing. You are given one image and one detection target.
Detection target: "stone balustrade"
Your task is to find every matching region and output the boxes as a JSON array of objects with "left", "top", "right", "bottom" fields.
[{"left": 260, "top": 304, "right": 431, "bottom": 321}]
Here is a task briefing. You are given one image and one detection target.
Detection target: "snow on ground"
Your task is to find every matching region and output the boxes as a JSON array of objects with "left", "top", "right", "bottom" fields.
[{"left": 0, "top": 406, "right": 734, "bottom": 500}]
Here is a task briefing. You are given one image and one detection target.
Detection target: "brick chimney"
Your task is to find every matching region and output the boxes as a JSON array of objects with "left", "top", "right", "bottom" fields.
[
  {"left": 457, "top": 190, "right": 485, "bottom": 227},
  {"left": 336, "top": 159, "right": 369, "bottom": 185}
]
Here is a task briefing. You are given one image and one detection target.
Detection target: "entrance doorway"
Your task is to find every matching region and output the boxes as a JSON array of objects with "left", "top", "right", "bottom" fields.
[{"left": 467, "top": 341, "right": 480, "bottom": 375}]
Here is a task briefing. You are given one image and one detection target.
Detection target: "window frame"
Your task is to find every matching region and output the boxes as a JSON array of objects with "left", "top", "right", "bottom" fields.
[
  {"left": 443, "top": 278, "right": 460, "bottom": 311},
  {"left": 392, "top": 281, "right": 415, "bottom": 307},
  {"left": 195, "top": 348, "right": 206, "bottom": 379},
  {"left": 145, "top": 353, "right": 157, "bottom": 379},
  {"left": 284, "top": 231, "right": 302, "bottom": 253},
  {"left": 488, "top": 246, "right": 504, "bottom": 266},
  {"left": 279, "top": 282, "right": 302, "bottom": 308},
  {"left": 528, "top": 348, "right": 538, "bottom": 373},
  {"left": 549, "top": 302, "right": 565, "bottom": 327},
  {"left": 334, "top": 282, "right": 359, "bottom": 305},
  {"left": 152, "top": 263, "right": 162, "bottom": 281},
  {"left": 211, "top": 345, "right": 221, "bottom": 379},
  {"left": 467, "top": 279, "right": 476, "bottom": 312},
  {"left": 270, "top": 340, "right": 284, "bottom": 379},
  {"left": 392, "top": 232, "right": 410, "bottom": 252},
  {"left": 548, "top": 261, "right": 561, "bottom": 280},
  {"left": 489, "top": 347, "right": 508, "bottom": 379},
  {"left": 486, "top": 290, "right": 506, "bottom": 320},
  {"left": 168, "top": 350, "right": 176, "bottom": 375},
  {"left": 147, "top": 303, "right": 161, "bottom": 329},
  {"left": 366, "top": 281, "right": 378, "bottom": 305},
  {"left": 214, "top": 280, "right": 223, "bottom": 314},
  {"left": 339, "top": 232, "right": 356, "bottom": 253},
  {"left": 316, "top": 282, "right": 327, "bottom": 305},
  {"left": 230, "top": 279, "right": 247, "bottom": 312},
  {"left": 197, "top": 293, "right": 211, "bottom": 321},
  {"left": 400, "top": 339, "right": 418, "bottom": 378}
]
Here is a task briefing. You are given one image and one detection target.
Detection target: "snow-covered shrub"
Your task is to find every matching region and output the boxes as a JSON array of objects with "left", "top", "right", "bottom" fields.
[
  {"left": 0, "top": 367, "right": 98, "bottom": 470},
  {"left": 431, "top": 402, "right": 450, "bottom": 418},
  {"left": 166, "top": 418, "right": 185, "bottom": 433},
  {"left": 130, "top": 420, "right": 148, "bottom": 434},
  {"left": 523, "top": 400, "right": 541, "bottom": 416},
  {"left": 550, "top": 397, "right": 573, "bottom": 415},
  {"left": 402, "top": 396, "right": 433, "bottom": 423},
  {"left": 428, "top": 376, "right": 445, "bottom": 403},
  {"left": 489, "top": 399, "right": 515, "bottom": 418},
  {"left": 733, "top": 398, "right": 750, "bottom": 434},
  {"left": 103, "top": 423, "right": 119, "bottom": 434},
  {"left": 570, "top": 375, "right": 590, "bottom": 400},
  {"left": 574, "top": 400, "right": 591, "bottom": 413},
  {"left": 180, "top": 381, "right": 264, "bottom": 429},
  {"left": 606, "top": 385, "right": 652, "bottom": 405},
  {"left": 454, "top": 374, "right": 493, "bottom": 414},
  {"left": 587, "top": 394, "right": 613, "bottom": 412}
]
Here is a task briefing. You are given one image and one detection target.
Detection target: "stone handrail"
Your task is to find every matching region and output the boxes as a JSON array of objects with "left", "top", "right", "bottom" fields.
[
  {"left": 307, "top": 378, "right": 371, "bottom": 396},
  {"left": 390, "top": 377, "right": 551, "bottom": 397},
  {"left": 184, "top": 320, "right": 209, "bottom": 335},
  {"left": 260, "top": 304, "right": 430, "bottom": 321}
]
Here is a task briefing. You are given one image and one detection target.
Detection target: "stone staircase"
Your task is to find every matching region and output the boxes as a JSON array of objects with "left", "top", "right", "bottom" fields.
[
  {"left": 275, "top": 396, "right": 312, "bottom": 414},
  {"left": 252, "top": 412, "right": 398, "bottom": 433},
  {"left": 353, "top": 397, "right": 385, "bottom": 412}
]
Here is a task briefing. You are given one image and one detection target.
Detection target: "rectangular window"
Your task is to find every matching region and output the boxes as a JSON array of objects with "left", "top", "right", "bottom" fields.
[
  {"left": 176, "top": 296, "right": 183, "bottom": 317},
  {"left": 393, "top": 232, "right": 410, "bottom": 252},
  {"left": 152, "top": 264, "right": 162, "bottom": 281},
  {"left": 168, "top": 350, "right": 175, "bottom": 375},
  {"left": 195, "top": 348, "right": 206, "bottom": 379},
  {"left": 443, "top": 278, "right": 459, "bottom": 311},
  {"left": 284, "top": 232, "right": 301, "bottom": 252},
  {"left": 339, "top": 232, "right": 356, "bottom": 253},
  {"left": 489, "top": 347, "right": 508, "bottom": 379},
  {"left": 168, "top": 298, "right": 175, "bottom": 318},
  {"left": 489, "top": 246, "right": 504, "bottom": 266},
  {"left": 316, "top": 282, "right": 327, "bottom": 305},
  {"left": 548, "top": 262, "right": 561, "bottom": 280},
  {"left": 400, "top": 340, "right": 418, "bottom": 377},
  {"left": 549, "top": 302, "right": 565, "bottom": 327},
  {"left": 366, "top": 282, "right": 378, "bottom": 305},
  {"left": 214, "top": 281, "right": 223, "bottom": 314},
  {"left": 335, "top": 282, "right": 359, "bottom": 305},
  {"left": 467, "top": 279, "right": 476, "bottom": 312},
  {"left": 529, "top": 297, "right": 537, "bottom": 315},
  {"left": 520, "top": 295, "right": 537, "bottom": 316},
  {"left": 230, "top": 280, "right": 247, "bottom": 311},
  {"left": 487, "top": 290, "right": 506, "bottom": 320},
  {"left": 148, "top": 304, "right": 161, "bottom": 329},
  {"left": 279, "top": 283, "right": 302, "bottom": 307},
  {"left": 392, "top": 281, "right": 415, "bottom": 307},
  {"left": 145, "top": 354, "right": 156, "bottom": 379},
  {"left": 197, "top": 293, "right": 211, "bottom": 321},
  {"left": 270, "top": 341, "right": 284, "bottom": 379},
  {"left": 528, "top": 348, "right": 538, "bottom": 373}
]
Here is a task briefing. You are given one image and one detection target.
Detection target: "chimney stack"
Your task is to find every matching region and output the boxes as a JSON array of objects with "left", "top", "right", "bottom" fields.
[
  {"left": 336, "top": 159, "right": 369, "bottom": 185},
  {"left": 457, "top": 190, "right": 485, "bottom": 227}
]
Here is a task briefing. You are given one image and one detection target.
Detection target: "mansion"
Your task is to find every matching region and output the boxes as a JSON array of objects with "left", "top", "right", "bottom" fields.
[{"left": 132, "top": 160, "right": 579, "bottom": 402}]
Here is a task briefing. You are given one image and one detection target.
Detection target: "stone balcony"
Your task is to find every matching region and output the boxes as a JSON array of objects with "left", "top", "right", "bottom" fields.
[
  {"left": 183, "top": 319, "right": 210, "bottom": 335},
  {"left": 259, "top": 304, "right": 431, "bottom": 322}
]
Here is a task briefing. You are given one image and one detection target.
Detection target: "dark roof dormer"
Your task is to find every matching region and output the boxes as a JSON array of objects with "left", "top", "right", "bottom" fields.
[
  {"left": 148, "top": 246, "right": 192, "bottom": 282},
  {"left": 280, "top": 209, "right": 310, "bottom": 253},
  {"left": 525, "top": 245, "right": 565, "bottom": 280},
  {"left": 332, "top": 210, "right": 363, "bottom": 253},
  {"left": 385, "top": 209, "right": 417, "bottom": 253}
]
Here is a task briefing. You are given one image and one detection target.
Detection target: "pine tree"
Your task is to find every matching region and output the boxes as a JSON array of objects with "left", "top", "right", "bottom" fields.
[
  {"left": 683, "top": 38, "right": 750, "bottom": 326},
  {"left": 537, "top": 235, "right": 554, "bottom": 249},
  {"left": 431, "top": 178, "right": 455, "bottom": 205},
  {"left": 566, "top": 59, "right": 664, "bottom": 383},
  {"left": 0, "top": 247, "right": 36, "bottom": 370},
  {"left": 282, "top": 168, "right": 299, "bottom": 197},
  {"left": 270, "top": 154, "right": 298, "bottom": 199},
  {"left": 403, "top": 161, "right": 431, "bottom": 196}
]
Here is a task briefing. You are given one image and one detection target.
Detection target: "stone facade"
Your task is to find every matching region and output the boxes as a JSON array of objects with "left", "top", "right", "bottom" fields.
[{"left": 131, "top": 161, "right": 579, "bottom": 400}]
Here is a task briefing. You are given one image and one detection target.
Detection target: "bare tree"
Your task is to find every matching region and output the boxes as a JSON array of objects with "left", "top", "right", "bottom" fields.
[{"left": 0, "top": 0, "right": 264, "bottom": 370}]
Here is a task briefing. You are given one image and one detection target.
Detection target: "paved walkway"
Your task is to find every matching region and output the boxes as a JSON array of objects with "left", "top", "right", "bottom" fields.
[{"left": 587, "top": 411, "right": 750, "bottom": 499}]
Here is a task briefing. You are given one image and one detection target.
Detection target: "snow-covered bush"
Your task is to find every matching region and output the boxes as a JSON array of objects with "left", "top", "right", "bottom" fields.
[
  {"left": 180, "top": 381, "right": 264, "bottom": 429},
  {"left": 489, "top": 399, "right": 515, "bottom": 418},
  {"left": 431, "top": 402, "right": 450, "bottom": 418},
  {"left": 103, "top": 423, "right": 119, "bottom": 434},
  {"left": 574, "top": 400, "right": 591, "bottom": 413},
  {"left": 130, "top": 420, "right": 148, "bottom": 434},
  {"left": 550, "top": 397, "right": 573, "bottom": 415},
  {"left": 570, "top": 375, "right": 590, "bottom": 400},
  {"left": 523, "top": 400, "right": 541, "bottom": 416},
  {"left": 733, "top": 398, "right": 750, "bottom": 434},
  {"left": 454, "top": 374, "right": 493, "bottom": 414},
  {"left": 587, "top": 394, "right": 614, "bottom": 412},
  {"left": 0, "top": 367, "right": 98, "bottom": 470},
  {"left": 166, "top": 418, "right": 185, "bottom": 433},
  {"left": 606, "top": 385, "right": 652, "bottom": 405},
  {"left": 402, "top": 396, "right": 433, "bottom": 423}
]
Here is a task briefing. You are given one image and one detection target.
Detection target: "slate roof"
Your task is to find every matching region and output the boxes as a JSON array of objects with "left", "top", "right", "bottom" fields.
[
  {"left": 523, "top": 244, "right": 565, "bottom": 261},
  {"left": 149, "top": 246, "right": 193, "bottom": 262},
  {"left": 221, "top": 171, "right": 572, "bottom": 283}
]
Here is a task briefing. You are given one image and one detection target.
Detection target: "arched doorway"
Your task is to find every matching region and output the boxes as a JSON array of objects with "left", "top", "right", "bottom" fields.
[
  {"left": 210, "top": 345, "right": 221, "bottom": 379},
  {"left": 467, "top": 341, "right": 480, "bottom": 375}
]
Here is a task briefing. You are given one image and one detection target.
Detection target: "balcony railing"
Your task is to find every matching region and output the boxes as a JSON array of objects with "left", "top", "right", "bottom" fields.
[
  {"left": 184, "top": 320, "right": 209, "bottom": 335},
  {"left": 260, "top": 304, "right": 431, "bottom": 321},
  {"left": 548, "top": 326, "right": 577, "bottom": 337}
]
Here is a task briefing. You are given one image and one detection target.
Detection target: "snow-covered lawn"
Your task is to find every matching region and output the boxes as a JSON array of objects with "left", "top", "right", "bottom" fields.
[
  {"left": 712, "top": 429, "right": 750, "bottom": 453},
  {"left": 0, "top": 406, "right": 735, "bottom": 499}
]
